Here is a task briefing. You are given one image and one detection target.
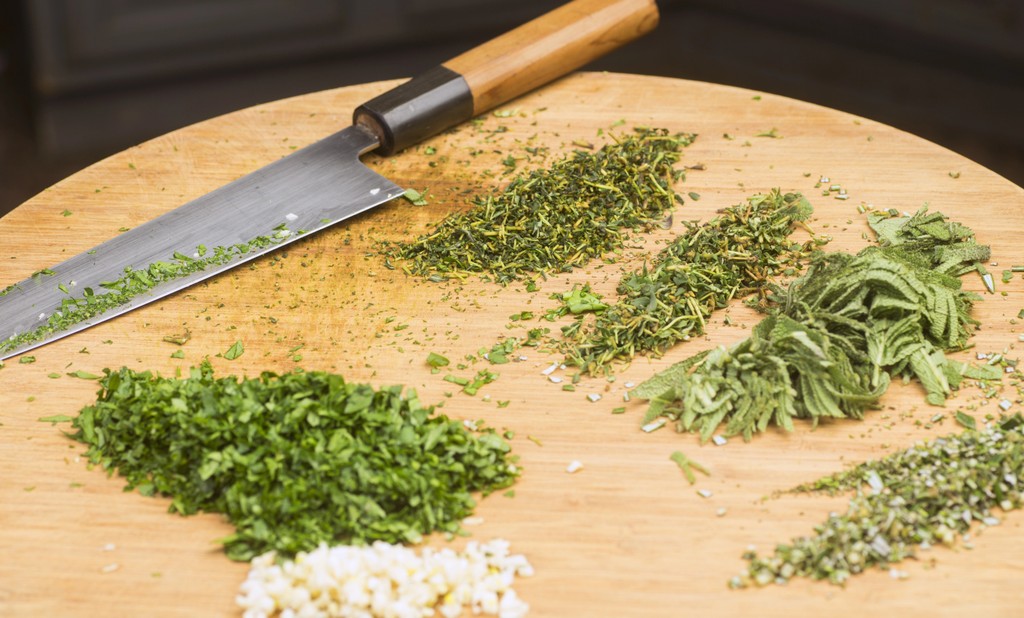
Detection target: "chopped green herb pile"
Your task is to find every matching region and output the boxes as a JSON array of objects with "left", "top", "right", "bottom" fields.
[
  {"left": 733, "top": 414, "right": 1024, "bottom": 588},
  {"left": 70, "top": 362, "right": 519, "bottom": 561},
  {"left": 388, "top": 128, "right": 696, "bottom": 284},
  {"left": 567, "top": 190, "right": 816, "bottom": 374},
  {"left": 635, "top": 208, "right": 991, "bottom": 442},
  {"left": 0, "top": 233, "right": 289, "bottom": 356}
]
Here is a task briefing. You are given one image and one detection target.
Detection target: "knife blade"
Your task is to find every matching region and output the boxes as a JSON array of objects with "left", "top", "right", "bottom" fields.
[{"left": 0, "top": 0, "right": 658, "bottom": 361}]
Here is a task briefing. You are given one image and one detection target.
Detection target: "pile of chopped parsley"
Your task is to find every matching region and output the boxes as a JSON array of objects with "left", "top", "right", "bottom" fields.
[
  {"left": 387, "top": 127, "right": 696, "bottom": 284},
  {"left": 71, "top": 362, "right": 519, "bottom": 561}
]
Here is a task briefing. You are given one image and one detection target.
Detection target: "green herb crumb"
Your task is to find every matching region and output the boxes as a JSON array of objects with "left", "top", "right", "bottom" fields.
[{"left": 223, "top": 341, "right": 244, "bottom": 360}]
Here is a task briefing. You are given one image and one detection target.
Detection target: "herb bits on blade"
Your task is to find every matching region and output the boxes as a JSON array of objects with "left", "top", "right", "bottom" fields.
[
  {"left": 0, "top": 230, "right": 296, "bottom": 356},
  {"left": 70, "top": 362, "right": 520, "bottom": 561},
  {"left": 389, "top": 128, "right": 696, "bottom": 284}
]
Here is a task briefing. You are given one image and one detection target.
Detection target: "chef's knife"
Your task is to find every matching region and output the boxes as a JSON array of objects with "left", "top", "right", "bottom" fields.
[{"left": 0, "top": 0, "right": 658, "bottom": 361}]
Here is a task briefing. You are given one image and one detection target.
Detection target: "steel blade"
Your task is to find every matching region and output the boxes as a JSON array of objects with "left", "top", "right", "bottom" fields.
[{"left": 0, "top": 125, "right": 403, "bottom": 360}]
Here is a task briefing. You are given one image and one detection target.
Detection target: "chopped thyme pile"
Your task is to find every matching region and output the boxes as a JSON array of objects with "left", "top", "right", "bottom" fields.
[
  {"left": 565, "top": 190, "right": 817, "bottom": 374},
  {"left": 387, "top": 128, "right": 696, "bottom": 284},
  {"left": 70, "top": 362, "right": 519, "bottom": 561},
  {"left": 634, "top": 208, "right": 995, "bottom": 442},
  {"left": 733, "top": 414, "right": 1024, "bottom": 587}
]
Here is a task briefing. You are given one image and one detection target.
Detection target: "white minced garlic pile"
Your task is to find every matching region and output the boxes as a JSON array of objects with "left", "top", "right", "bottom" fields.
[{"left": 237, "top": 539, "right": 533, "bottom": 618}]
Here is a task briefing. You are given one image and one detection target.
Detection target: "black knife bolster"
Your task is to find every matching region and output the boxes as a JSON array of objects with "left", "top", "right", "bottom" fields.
[{"left": 353, "top": 66, "right": 473, "bottom": 156}]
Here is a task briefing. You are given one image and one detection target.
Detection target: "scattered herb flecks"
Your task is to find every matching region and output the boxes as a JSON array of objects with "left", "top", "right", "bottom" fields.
[
  {"left": 38, "top": 414, "right": 74, "bottom": 424},
  {"left": 386, "top": 128, "right": 696, "bottom": 284},
  {"left": 444, "top": 369, "right": 498, "bottom": 396},
  {"left": 669, "top": 450, "right": 710, "bottom": 485},
  {"left": 634, "top": 207, "right": 991, "bottom": 442},
  {"left": 426, "top": 352, "right": 450, "bottom": 368},
  {"left": 163, "top": 330, "right": 192, "bottom": 346},
  {"left": 544, "top": 284, "right": 608, "bottom": 324},
  {"left": 733, "top": 414, "right": 1024, "bottom": 588},
  {"left": 67, "top": 370, "right": 101, "bottom": 380},
  {"left": 567, "top": 190, "right": 816, "bottom": 374},
  {"left": 223, "top": 340, "right": 245, "bottom": 360},
  {"left": 69, "top": 362, "right": 519, "bottom": 561},
  {"left": 402, "top": 188, "right": 429, "bottom": 206},
  {"left": 484, "top": 338, "right": 520, "bottom": 365}
]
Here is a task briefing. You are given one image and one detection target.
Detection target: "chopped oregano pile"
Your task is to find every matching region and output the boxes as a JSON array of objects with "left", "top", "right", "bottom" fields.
[
  {"left": 634, "top": 208, "right": 995, "bottom": 442},
  {"left": 565, "top": 190, "right": 817, "bottom": 374},
  {"left": 386, "top": 128, "right": 696, "bottom": 284},
  {"left": 0, "top": 231, "right": 291, "bottom": 356},
  {"left": 733, "top": 414, "right": 1024, "bottom": 588},
  {"left": 70, "top": 362, "right": 519, "bottom": 561}
]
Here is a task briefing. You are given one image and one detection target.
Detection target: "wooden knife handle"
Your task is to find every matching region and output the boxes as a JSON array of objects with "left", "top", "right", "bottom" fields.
[{"left": 353, "top": 0, "right": 659, "bottom": 155}]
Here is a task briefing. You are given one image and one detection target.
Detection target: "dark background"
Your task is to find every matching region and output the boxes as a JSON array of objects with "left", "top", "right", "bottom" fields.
[{"left": 1, "top": 0, "right": 1022, "bottom": 218}]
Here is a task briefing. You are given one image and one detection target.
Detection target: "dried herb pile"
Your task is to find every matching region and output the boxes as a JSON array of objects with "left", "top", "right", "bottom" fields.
[
  {"left": 635, "top": 208, "right": 994, "bottom": 442},
  {"left": 565, "top": 190, "right": 816, "bottom": 374},
  {"left": 388, "top": 128, "right": 696, "bottom": 284},
  {"left": 70, "top": 362, "right": 519, "bottom": 561},
  {"left": 733, "top": 414, "right": 1024, "bottom": 587}
]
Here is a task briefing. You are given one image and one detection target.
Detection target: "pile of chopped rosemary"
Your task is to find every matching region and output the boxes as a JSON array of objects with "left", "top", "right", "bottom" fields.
[
  {"left": 565, "top": 190, "right": 817, "bottom": 374},
  {"left": 70, "top": 362, "right": 519, "bottom": 561},
  {"left": 387, "top": 128, "right": 696, "bottom": 284},
  {"left": 733, "top": 414, "right": 1024, "bottom": 587},
  {"left": 634, "top": 208, "right": 996, "bottom": 442}
]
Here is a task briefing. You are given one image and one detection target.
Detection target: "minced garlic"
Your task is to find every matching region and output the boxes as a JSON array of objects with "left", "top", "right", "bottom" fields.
[{"left": 237, "top": 539, "right": 533, "bottom": 618}]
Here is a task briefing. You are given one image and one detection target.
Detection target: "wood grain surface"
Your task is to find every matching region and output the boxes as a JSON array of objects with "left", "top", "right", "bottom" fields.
[{"left": 1, "top": 72, "right": 1023, "bottom": 617}]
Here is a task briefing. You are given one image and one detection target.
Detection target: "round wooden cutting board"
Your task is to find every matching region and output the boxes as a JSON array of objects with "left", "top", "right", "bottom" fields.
[{"left": 1, "top": 72, "right": 1023, "bottom": 617}]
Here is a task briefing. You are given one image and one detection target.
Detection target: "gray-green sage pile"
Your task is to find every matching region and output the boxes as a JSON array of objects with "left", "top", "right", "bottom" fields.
[{"left": 634, "top": 208, "right": 997, "bottom": 442}]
